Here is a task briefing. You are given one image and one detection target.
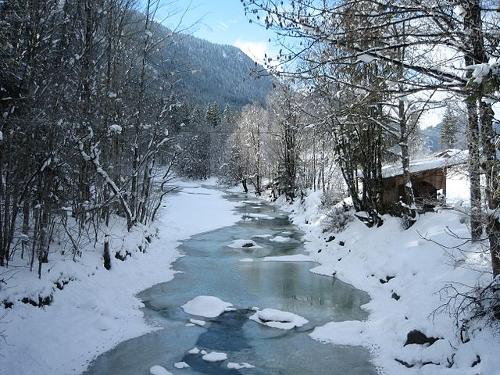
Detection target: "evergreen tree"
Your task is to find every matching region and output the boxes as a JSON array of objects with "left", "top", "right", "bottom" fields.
[
  {"left": 206, "top": 102, "right": 221, "bottom": 128},
  {"left": 440, "top": 105, "right": 459, "bottom": 149}
]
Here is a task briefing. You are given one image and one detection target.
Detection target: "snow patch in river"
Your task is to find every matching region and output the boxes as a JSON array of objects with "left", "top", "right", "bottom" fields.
[
  {"left": 189, "top": 318, "right": 206, "bottom": 326},
  {"left": 149, "top": 365, "right": 172, "bottom": 375},
  {"left": 250, "top": 308, "right": 308, "bottom": 330},
  {"left": 253, "top": 233, "right": 272, "bottom": 238},
  {"left": 243, "top": 213, "right": 274, "bottom": 220},
  {"left": 182, "top": 296, "right": 232, "bottom": 318},
  {"left": 270, "top": 235, "right": 293, "bottom": 243},
  {"left": 227, "top": 362, "right": 255, "bottom": 369},
  {"left": 174, "top": 361, "right": 190, "bottom": 369},
  {"left": 202, "top": 351, "right": 228, "bottom": 362}
]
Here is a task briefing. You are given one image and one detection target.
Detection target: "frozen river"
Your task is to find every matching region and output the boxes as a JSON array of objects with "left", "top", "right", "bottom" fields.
[{"left": 84, "top": 190, "right": 376, "bottom": 374}]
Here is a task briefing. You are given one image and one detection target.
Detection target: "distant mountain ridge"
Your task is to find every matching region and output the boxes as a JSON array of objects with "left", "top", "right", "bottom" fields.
[{"left": 162, "top": 31, "right": 274, "bottom": 107}]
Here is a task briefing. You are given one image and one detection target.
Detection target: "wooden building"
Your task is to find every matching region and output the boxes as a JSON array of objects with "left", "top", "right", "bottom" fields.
[{"left": 380, "top": 150, "right": 467, "bottom": 207}]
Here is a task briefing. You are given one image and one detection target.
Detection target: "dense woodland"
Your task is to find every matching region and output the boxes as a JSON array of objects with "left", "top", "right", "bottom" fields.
[
  {"left": 0, "top": 0, "right": 273, "bottom": 275},
  {"left": 0, "top": 0, "right": 499, "bottom": 356}
]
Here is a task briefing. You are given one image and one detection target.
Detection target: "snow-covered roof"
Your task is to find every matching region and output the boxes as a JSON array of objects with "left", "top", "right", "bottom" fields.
[{"left": 382, "top": 149, "right": 468, "bottom": 179}]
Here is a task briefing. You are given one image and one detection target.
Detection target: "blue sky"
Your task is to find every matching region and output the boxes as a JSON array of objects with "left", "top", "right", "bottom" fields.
[{"left": 153, "top": 0, "right": 276, "bottom": 63}]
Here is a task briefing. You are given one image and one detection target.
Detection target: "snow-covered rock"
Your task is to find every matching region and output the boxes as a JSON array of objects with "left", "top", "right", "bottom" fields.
[
  {"left": 202, "top": 351, "right": 228, "bottom": 362},
  {"left": 188, "top": 347, "right": 200, "bottom": 354},
  {"left": 174, "top": 361, "right": 190, "bottom": 369},
  {"left": 182, "top": 295, "right": 232, "bottom": 318},
  {"left": 250, "top": 308, "right": 308, "bottom": 330}
]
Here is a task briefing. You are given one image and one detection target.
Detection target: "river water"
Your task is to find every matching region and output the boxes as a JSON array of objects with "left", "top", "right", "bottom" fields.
[{"left": 84, "top": 190, "right": 376, "bottom": 374}]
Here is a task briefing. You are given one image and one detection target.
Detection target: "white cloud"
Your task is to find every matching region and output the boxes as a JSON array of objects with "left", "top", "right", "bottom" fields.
[{"left": 233, "top": 39, "right": 268, "bottom": 64}]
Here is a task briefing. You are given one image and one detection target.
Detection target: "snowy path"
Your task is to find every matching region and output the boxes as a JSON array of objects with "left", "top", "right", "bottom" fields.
[{"left": 1, "top": 181, "right": 240, "bottom": 375}]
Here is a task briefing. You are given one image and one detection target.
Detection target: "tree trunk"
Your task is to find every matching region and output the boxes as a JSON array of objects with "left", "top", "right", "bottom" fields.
[
  {"left": 103, "top": 234, "right": 111, "bottom": 270},
  {"left": 399, "top": 99, "right": 417, "bottom": 228},
  {"left": 466, "top": 99, "right": 482, "bottom": 241},
  {"left": 463, "top": 0, "right": 486, "bottom": 241}
]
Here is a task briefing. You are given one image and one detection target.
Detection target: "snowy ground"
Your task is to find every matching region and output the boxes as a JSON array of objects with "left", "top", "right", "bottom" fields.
[
  {"left": 269, "top": 175, "right": 500, "bottom": 374},
  {"left": 0, "top": 180, "right": 239, "bottom": 375}
]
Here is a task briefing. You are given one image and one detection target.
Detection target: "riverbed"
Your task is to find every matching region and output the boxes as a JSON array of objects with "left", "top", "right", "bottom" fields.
[{"left": 84, "top": 190, "right": 376, "bottom": 374}]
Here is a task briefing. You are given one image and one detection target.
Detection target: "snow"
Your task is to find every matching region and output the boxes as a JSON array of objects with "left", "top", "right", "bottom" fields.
[
  {"left": 0, "top": 179, "right": 240, "bottom": 375},
  {"left": 250, "top": 308, "right": 308, "bottom": 330},
  {"left": 243, "top": 213, "right": 274, "bottom": 220},
  {"left": 227, "top": 362, "right": 255, "bottom": 369},
  {"left": 253, "top": 234, "right": 272, "bottom": 238},
  {"left": 228, "top": 239, "right": 262, "bottom": 248},
  {"left": 466, "top": 63, "right": 492, "bottom": 84},
  {"left": 181, "top": 295, "right": 233, "bottom": 318},
  {"left": 108, "top": 124, "right": 122, "bottom": 134},
  {"left": 188, "top": 347, "right": 200, "bottom": 354},
  {"left": 270, "top": 180, "right": 500, "bottom": 375},
  {"left": 263, "top": 254, "right": 312, "bottom": 262},
  {"left": 201, "top": 351, "right": 228, "bottom": 362},
  {"left": 310, "top": 320, "right": 369, "bottom": 347},
  {"left": 174, "top": 362, "right": 190, "bottom": 369},
  {"left": 189, "top": 318, "right": 206, "bottom": 326},
  {"left": 149, "top": 365, "right": 172, "bottom": 375},
  {"left": 239, "top": 257, "right": 254, "bottom": 262},
  {"left": 381, "top": 149, "right": 468, "bottom": 178},
  {"left": 357, "top": 54, "right": 376, "bottom": 63},
  {"left": 269, "top": 235, "right": 293, "bottom": 242},
  {"left": 446, "top": 167, "right": 470, "bottom": 206}
]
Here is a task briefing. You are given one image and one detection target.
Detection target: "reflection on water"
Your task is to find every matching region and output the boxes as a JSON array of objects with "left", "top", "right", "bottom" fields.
[{"left": 84, "top": 190, "right": 376, "bottom": 375}]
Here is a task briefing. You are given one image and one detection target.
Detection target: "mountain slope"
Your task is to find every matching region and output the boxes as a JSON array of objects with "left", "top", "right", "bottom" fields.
[{"left": 163, "top": 32, "right": 273, "bottom": 107}]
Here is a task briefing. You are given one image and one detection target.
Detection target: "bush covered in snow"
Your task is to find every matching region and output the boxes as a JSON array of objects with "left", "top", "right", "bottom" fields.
[{"left": 323, "top": 202, "right": 354, "bottom": 233}]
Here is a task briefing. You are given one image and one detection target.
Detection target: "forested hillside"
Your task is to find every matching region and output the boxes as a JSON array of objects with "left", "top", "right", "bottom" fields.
[
  {"left": 164, "top": 33, "right": 273, "bottom": 106},
  {"left": 0, "top": 0, "right": 271, "bottom": 276}
]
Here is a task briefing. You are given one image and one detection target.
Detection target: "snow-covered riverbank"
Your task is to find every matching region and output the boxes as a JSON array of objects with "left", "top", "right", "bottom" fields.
[
  {"left": 271, "top": 188, "right": 499, "bottom": 375},
  {"left": 0, "top": 181, "right": 239, "bottom": 375}
]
